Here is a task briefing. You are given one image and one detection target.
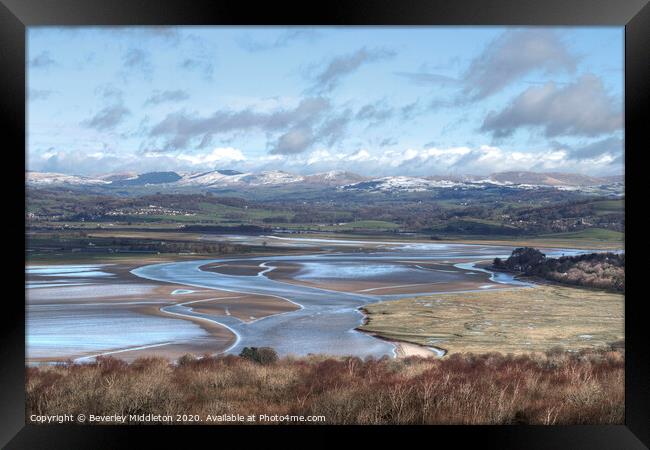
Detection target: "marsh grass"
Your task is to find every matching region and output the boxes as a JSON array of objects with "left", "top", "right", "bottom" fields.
[
  {"left": 26, "top": 348, "right": 624, "bottom": 425},
  {"left": 359, "top": 285, "right": 624, "bottom": 356}
]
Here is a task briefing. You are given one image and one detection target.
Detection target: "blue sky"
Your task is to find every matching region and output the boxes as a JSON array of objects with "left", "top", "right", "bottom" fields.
[{"left": 27, "top": 26, "right": 624, "bottom": 177}]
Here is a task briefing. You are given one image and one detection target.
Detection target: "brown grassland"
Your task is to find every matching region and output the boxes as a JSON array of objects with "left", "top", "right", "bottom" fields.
[
  {"left": 26, "top": 348, "right": 623, "bottom": 425},
  {"left": 359, "top": 285, "right": 624, "bottom": 355}
]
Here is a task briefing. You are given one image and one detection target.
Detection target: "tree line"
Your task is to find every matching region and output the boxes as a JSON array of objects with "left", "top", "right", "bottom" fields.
[{"left": 493, "top": 248, "right": 624, "bottom": 292}]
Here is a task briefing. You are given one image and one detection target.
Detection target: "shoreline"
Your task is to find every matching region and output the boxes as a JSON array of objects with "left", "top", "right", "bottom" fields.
[
  {"left": 22, "top": 255, "right": 521, "bottom": 363},
  {"left": 26, "top": 241, "right": 620, "bottom": 363}
]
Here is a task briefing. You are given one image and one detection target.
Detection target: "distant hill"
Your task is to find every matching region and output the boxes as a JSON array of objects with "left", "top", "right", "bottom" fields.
[
  {"left": 97, "top": 172, "right": 138, "bottom": 182},
  {"left": 239, "top": 170, "right": 305, "bottom": 186},
  {"left": 342, "top": 176, "right": 468, "bottom": 193},
  {"left": 303, "top": 171, "right": 368, "bottom": 185},
  {"left": 26, "top": 171, "right": 108, "bottom": 186},
  {"left": 177, "top": 170, "right": 305, "bottom": 187},
  {"left": 26, "top": 169, "right": 623, "bottom": 197},
  {"left": 215, "top": 169, "right": 243, "bottom": 176},
  {"left": 488, "top": 171, "right": 614, "bottom": 187},
  {"left": 111, "top": 171, "right": 182, "bottom": 186},
  {"left": 601, "top": 174, "right": 624, "bottom": 183},
  {"left": 177, "top": 170, "right": 249, "bottom": 187}
]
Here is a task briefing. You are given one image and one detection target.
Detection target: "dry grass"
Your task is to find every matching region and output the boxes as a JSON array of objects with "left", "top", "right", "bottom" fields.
[
  {"left": 26, "top": 349, "right": 624, "bottom": 425},
  {"left": 359, "top": 285, "right": 624, "bottom": 355}
]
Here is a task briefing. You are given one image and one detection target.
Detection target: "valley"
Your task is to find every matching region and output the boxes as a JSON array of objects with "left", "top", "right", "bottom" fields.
[{"left": 26, "top": 169, "right": 624, "bottom": 252}]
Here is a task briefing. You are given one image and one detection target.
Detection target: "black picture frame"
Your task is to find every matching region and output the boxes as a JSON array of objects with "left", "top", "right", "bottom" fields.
[{"left": 2, "top": 0, "right": 647, "bottom": 448}]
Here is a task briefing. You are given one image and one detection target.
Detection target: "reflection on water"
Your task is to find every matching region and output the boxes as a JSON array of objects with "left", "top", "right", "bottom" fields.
[
  {"left": 27, "top": 239, "right": 605, "bottom": 361},
  {"left": 295, "top": 262, "right": 410, "bottom": 280},
  {"left": 454, "top": 262, "right": 532, "bottom": 286},
  {"left": 26, "top": 264, "right": 115, "bottom": 289},
  {"left": 27, "top": 265, "right": 114, "bottom": 277},
  {"left": 131, "top": 244, "right": 540, "bottom": 359},
  {"left": 27, "top": 307, "right": 206, "bottom": 358}
]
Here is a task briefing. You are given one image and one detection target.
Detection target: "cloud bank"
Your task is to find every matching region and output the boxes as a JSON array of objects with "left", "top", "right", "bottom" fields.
[
  {"left": 463, "top": 29, "right": 577, "bottom": 100},
  {"left": 481, "top": 75, "right": 622, "bottom": 138},
  {"left": 30, "top": 143, "right": 622, "bottom": 178}
]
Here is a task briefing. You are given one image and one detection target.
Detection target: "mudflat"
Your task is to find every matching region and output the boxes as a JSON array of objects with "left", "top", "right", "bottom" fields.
[
  {"left": 188, "top": 293, "right": 298, "bottom": 322},
  {"left": 26, "top": 261, "right": 297, "bottom": 362},
  {"left": 264, "top": 260, "right": 503, "bottom": 295},
  {"left": 201, "top": 262, "right": 267, "bottom": 276}
]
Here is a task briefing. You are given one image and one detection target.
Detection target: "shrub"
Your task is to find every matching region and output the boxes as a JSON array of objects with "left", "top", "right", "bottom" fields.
[
  {"left": 506, "top": 247, "right": 546, "bottom": 272},
  {"left": 239, "top": 347, "right": 279, "bottom": 365},
  {"left": 177, "top": 354, "right": 198, "bottom": 366},
  {"left": 26, "top": 348, "right": 624, "bottom": 425}
]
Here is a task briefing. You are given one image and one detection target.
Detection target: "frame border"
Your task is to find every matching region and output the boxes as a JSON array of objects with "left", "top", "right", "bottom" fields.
[{"left": 2, "top": 0, "right": 648, "bottom": 447}]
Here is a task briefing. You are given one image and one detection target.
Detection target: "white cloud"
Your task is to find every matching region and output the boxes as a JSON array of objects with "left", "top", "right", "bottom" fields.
[
  {"left": 30, "top": 143, "right": 622, "bottom": 178},
  {"left": 481, "top": 74, "right": 622, "bottom": 138},
  {"left": 176, "top": 147, "right": 246, "bottom": 165},
  {"left": 250, "top": 144, "right": 621, "bottom": 176},
  {"left": 345, "top": 149, "right": 371, "bottom": 162},
  {"left": 463, "top": 29, "right": 577, "bottom": 100}
]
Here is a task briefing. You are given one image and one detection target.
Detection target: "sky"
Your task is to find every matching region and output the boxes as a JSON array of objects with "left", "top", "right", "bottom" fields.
[{"left": 27, "top": 26, "right": 624, "bottom": 177}]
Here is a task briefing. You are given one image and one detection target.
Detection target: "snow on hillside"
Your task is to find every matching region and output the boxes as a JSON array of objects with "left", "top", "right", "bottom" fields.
[
  {"left": 342, "top": 176, "right": 469, "bottom": 192},
  {"left": 26, "top": 172, "right": 109, "bottom": 186},
  {"left": 97, "top": 172, "right": 138, "bottom": 182},
  {"left": 177, "top": 170, "right": 304, "bottom": 187},
  {"left": 241, "top": 170, "right": 305, "bottom": 185},
  {"left": 177, "top": 170, "right": 250, "bottom": 186},
  {"left": 341, "top": 171, "right": 623, "bottom": 193},
  {"left": 322, "top": 170, "right": 345, "bottom": 180},
  {"left": 303, "top": 170, "right": 367, "bottom": 185},
  {"left": 25, "top": 169, "right": 623, "bottom": 195},
  {"left": 488, "top": 171, "right": 610, "bottom": 187}
]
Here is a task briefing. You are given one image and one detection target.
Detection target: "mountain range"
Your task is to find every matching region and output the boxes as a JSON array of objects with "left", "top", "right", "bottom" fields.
[{"left": 26, "top": 169, "right": 623, "bottom": 194}]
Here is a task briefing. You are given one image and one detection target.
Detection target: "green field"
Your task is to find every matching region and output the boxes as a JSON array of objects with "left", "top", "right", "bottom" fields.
[
  {"left": 591, "top": 199, "right": 624, "bottom": 215},
  {"left": 427, "top": 228, "right": 624, "bottom": 249},
  {"left": 537, "top": 228, "right": 624, "bottom": 242},
  {"left": 313, "top": 220, "right": 401, "bottom": 231}
]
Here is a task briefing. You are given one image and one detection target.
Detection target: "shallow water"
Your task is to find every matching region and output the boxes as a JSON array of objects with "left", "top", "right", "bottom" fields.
[
  {"left": 294, "top": 262, "right": 411, "bottom": 280},
  {"left": 26, "top": 240, "right": 603, "bottom": 360},
  {"left": 171, "top": 289, "right": 196, "bottom": 295},
  {"left": 26, "top": 284, "right": 158, "bottom": 301},
  {"left": 26, "top": 282, "right": 92, "bottom": 289},
  {"left": 130, "top": 243, "right": 550, "bottom": 358},
  {"left": 26, "top": 264, "right": 115, "bottom": 290},
  {"left": 26, "top": 306, "right": 207, "bottom": 358},
  {"left": 453, "top": 262, "right": 532, "bottom": 286},
  {"left": 27, "top": 265, "right": 114, "bottom": 277}
]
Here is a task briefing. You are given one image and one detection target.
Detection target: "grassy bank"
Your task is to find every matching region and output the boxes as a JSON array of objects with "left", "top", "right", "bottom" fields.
[
  {"left": 430, "top": 228, "right": 623, "bottom": 250},
  {"left": 359, "top": 285, "right": 624, "bottom": 355},
  {"left": 26, "top": 349, "right": 623, "bottom": 425},
  {"left": 260, "top": 230, "right": 624, "bottom": 250}
]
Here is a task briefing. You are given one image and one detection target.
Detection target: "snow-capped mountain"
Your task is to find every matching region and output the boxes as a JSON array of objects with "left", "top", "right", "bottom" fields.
[
  {"left": 97, "top": 172, "right": 138, "bottom": 182},
  {"left": 110, "top": 171, "right": 182, "bottom": 186},
  {"left": 240, "top": 170, "right": 305, "bottom": 185},
  {"left": 177, "top": 170, "right": 250, "bottom": 187},
  {"left": 25, "top": 169, "right": 623, "bottom": 195},
  {"left": 342, "top": 176, "right": 469, "bottom": 193},
  {"left": 488, "top": 171, "right": 616, "bottom": 187},
  {"left": 26, "top": 172, "right": 110, "bottom": 186},
  {"left": 303, "top": 170, "right": 368, "bottom": 185},
  {"left": 341, "top": 171, "right": 622, "bottom": 193},
  {"left": 177, "top": 170, "right": 305, "bottom": 187}
]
